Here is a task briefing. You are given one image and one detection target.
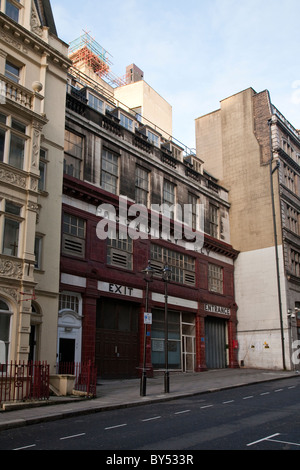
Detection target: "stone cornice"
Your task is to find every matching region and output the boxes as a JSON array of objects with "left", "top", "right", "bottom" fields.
[{"left": 0, "top": 12, "right": 71, "bottom": 70}]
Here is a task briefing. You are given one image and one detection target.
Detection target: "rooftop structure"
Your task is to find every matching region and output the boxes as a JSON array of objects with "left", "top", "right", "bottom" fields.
[{"left": 68, "top": 32, "right": 128, "bottom": 87}]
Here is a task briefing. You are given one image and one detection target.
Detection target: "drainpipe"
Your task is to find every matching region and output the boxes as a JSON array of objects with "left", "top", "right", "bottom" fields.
[{"left": 268, "top": 118, "right": 286, "bottom": 370}]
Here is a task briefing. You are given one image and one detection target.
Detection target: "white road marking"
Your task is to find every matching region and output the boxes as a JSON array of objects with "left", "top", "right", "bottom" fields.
[
  {"left": 243, "top": 396, "right": 253, "bottom": 399},
  {"left": 260, "top": 392, "right": 270, "bottom": 395},
  {"left": 200, "top": 405, "right": 213, "bottom": 409},
  {"left": 223, "top": 400, "right": 234, "bottom": 404},
  {"left": 14, "top": 444, "right": 36, "bottom": 450},
  {"left": 60, "top": 433, "right": 86, "bottom": 440},
  {"left": 105, "top": 424, "right": 127, "bottom": 430},
  {"left": 142, "top": 416, "right": 161, "bottom": 422},
  {"left": 269, "top": 437, "right": 300, "bottom": 447},
  {"left": 174, "top": 410, "right": 190, "bottom": 415},
  {"left": 247, "top": 433, "right": 280, "bottom": 447}
]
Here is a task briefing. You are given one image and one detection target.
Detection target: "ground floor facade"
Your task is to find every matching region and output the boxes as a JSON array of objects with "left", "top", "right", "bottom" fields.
[{"left": 58, "top": 272, "right": 239, "bottom": 379}]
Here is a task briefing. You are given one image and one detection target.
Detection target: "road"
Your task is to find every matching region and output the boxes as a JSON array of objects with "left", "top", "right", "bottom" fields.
[{"left": 0, "top": 377, "right": 299, "bottom": 454}]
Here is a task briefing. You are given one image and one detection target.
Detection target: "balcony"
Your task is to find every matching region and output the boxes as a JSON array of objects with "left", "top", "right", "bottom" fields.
[{"left": 0, "top": 74, "right": 44, "bottom": 115}]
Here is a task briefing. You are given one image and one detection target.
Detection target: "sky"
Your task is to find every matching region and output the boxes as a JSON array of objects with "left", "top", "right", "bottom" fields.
[{"left": 51, "top": 0, "right": 300, "bottom": 150}]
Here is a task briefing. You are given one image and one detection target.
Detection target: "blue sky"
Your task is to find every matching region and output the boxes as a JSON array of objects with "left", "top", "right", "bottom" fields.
[{"left": 51, "top": 0, "right": 300, "bottom": 149}]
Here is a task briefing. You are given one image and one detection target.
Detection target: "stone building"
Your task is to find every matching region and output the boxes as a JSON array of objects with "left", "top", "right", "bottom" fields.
[
  {"left": 59, "top": 33, "right": 239, "bottom": 378},
  {"left": 0, "top": 0, "right": 70, "bottom": 369},
  {"left": 195, "top": 87, "right": 300, "bottom": 370}
]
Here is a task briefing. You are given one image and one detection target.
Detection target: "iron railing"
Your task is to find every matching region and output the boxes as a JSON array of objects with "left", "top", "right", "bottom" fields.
[
  {"left": 0, "top": 361, "right": 49, "bottom": 406},
  {"left": 56, "top": 361, "right": 97, "bottom": 397}
]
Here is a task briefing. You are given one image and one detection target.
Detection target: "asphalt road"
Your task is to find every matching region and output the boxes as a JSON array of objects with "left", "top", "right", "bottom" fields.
[{"left": 1, "top": 377, "right": 299, "bottom": 454}]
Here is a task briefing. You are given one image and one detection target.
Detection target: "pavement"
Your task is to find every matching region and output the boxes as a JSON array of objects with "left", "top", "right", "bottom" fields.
[{"left": 0, "top": 368, "right": 298, "bottom": 431}]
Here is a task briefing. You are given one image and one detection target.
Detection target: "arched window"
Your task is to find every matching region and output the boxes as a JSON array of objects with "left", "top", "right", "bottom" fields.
[{"left": 0, "top": 298, "right": 12, "bottom": 363}]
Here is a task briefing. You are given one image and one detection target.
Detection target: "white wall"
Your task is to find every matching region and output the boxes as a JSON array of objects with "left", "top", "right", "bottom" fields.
[{"left": 235, "top": 245, "right": 290, "bottom": 369}]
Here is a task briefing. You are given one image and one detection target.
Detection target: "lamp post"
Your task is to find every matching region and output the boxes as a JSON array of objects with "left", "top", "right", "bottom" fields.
[
  {"left": 140, "top": 261, "right": 154, "bottom": 396},
  {"left": 162, "top": 264, "right": 172, "bottom": 393}
]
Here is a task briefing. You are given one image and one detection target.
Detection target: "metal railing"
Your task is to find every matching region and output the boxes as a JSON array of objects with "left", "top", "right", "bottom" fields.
[
  {"left": 56, "top": 361, "right": 97, "bottom": 397},
  {"left": 0, "top": 361, "right": 49, "bottom": 406}
]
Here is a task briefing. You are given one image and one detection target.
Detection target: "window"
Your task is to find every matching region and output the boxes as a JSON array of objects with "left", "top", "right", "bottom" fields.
[
  {"left": 101, "top": 148, "right": 119, "bottom": 194},
  {"left": 163, "top": 180, "right": 176, "bottom": 220},
  {"left": 120, "top": 113, "right": 134, "bottom": 132},
  {"left": 148, "top": 130, "right": 159, "bottom": 147},
  {"left": 283, "top": 163, "right": 297, "bottom": 193},
  {"left": 34, "top": 235, "right": 43, "bottom": 269},
  {"left": 135, "top": 166, "right": 149, "bottom": 206},
  {"left": 62, "top": 213, "right": 86, "bottom": 258},
  {"left": 209, "top": 204, "right": 219, "bottom": 238},
  {"left": 88, "top": 93, "right": 104, "bottom": 114},
  {"left": 59, "top": 293, "right": 80, "bottom": 314},
  {"left": 2, "top": 200, "right": 22, "bottom": 257},
  {"left": 5, "top": 61, "right": 20, "bottom": 84},
  {"left": 64, "top": 130, "right": 83, "bottom": 179},
  {"left": 291, "top": 249, "right": 300, "bottom": 278},
  {"left": 188, "top": 193, "right": 199, "bottom": 230},
  {"left": 150, "top": 244, "right": 195, "bottom": 285},
  {"left": 5, "top": 0, "right": 21, "bottom": 22},
  {"left": 0, "top": 298, "right": 12, "bottom": 363},
  {"left": 0, "top": 114, "right": 27, "bottom": 170},
  {"left": 208, "top": 263, "right": 223, "bottom": 294},
  {"left": 38, "top": 149, "right": 47, "bottom": 191},
  {"left": 286, "top": 204, "right": 299, "bottom": 234},
  {"left": 107, "top": 231, "right": 133, "bottom": 270}
]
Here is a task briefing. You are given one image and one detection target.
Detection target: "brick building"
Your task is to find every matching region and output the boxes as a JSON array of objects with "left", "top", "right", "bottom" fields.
[
  {"left": 196, "top": 88, "right": 300, "bottom": 371},
  {"left": 59, "top": 33, "right": 239, "bottom": 378}
]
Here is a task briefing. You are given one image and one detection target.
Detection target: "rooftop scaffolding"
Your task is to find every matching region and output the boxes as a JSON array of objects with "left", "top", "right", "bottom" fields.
[{"left": 68, "top": 32, "right": 127, "bottom": 87}]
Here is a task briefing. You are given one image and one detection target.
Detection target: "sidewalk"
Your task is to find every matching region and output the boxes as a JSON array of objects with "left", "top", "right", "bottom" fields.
[{"left": 0, "top": 368, "right": 298, "bottom": 431}]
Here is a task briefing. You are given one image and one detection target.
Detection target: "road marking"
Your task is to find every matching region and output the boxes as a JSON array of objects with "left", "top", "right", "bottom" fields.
[
  {"left": 288, "top": 386, "right": 296, "bottom": 389},
  {"left": 247, "top": 433, "right": 280, "bottom": 446},
  {"left": 200, "top": 405, "right": 213, "bottom": 409},
  {"left": 274, "top": 389, "right": 283, "bottom": 392},
  {"left": 60, "top": 433, "right": 86, "bottom": 440},
  {"left": 223, "top": 400, "right": 234, "bottom": 404},
  {"left": 260, "top": 392, "right": 270, "bottom": 395},
  {"left": 174, "top": 410, "right": 190, "bottom": 415},
  {"left": 105, "top": 424, "right": 127, "bottom": 430},
  {"left": 14, "top": 444, "right": 36, "bottom": 450},
  {"left": 142, "top": 416, "right": 161, "bottom": 422},
  {"left": 243, "top": 396, "right": 253, "bottom": 399},
  {"left": 268, "top": 437, "right": 300, "bottom": 447}
]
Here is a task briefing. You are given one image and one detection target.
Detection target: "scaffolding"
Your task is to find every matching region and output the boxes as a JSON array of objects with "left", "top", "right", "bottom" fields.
[{"left": 68, "top": 32, "right": 127, "bottom": 87}]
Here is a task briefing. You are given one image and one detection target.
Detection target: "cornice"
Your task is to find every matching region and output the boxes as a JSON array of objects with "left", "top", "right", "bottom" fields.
[{"left": 0, "top": 12, "right": 71, "bottom": 70}]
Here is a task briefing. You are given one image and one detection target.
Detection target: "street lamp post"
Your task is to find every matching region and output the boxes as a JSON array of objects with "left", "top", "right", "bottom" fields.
[
  {"left": 140, "top": 261, "right": 154, "bottom": 397},
  {"left": 162, "top": 264, "right": 172, "bottom": 393}
]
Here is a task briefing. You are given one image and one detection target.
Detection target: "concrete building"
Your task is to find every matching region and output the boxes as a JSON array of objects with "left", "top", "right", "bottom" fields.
[
  {"left": 195, "top": 87, "right": 300, "bottom": 371},
  {"left": 0, "top": 0, "right": 70, "bottom": 369},
  {"left": 59, "top": 33, "right": 239, "bottom": 378}
]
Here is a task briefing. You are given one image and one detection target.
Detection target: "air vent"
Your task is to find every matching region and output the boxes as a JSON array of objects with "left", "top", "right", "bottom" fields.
[{"left": 62, "top": 234, "right": 85, "bottom": 258}]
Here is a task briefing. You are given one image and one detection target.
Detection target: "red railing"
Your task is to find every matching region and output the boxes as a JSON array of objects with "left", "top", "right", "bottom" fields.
[
  {"left": 56, "top": 361, "right": 97, "bottom": 397},
  {"left": 0, "top": 361, "right": 49, "bottom": 406}
]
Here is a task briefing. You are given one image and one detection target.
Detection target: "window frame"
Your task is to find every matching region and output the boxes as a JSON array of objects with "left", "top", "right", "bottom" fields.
[
  {"left": 62, "top": 213, "right": 86, "bottom": 259},
  {"left": 1, "top": 199, "right": 23, "bottom": 258},
  {"left": 135, "top": 165, "right": 150, "bottom": 206},
  {"left": 0, "top": 298, "right": 12, "bottom": 364},
  {"left": 101, "top": 148, "right": 119, "bottom": 195},
  {"left": 0, "top": 113, "right": 28, "bottom": 170},
  {"left": 64, "top": 129, "right": 84, "bottom": 179},
  {"left": 208, "top": 263, "right": 224, "bottom": 294}
]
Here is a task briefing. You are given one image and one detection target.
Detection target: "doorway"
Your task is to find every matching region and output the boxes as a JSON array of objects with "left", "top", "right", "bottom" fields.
[
  {"left": 205, "top": 317, "right": 227, "bottom": 369},
  {"left": 59, "top": 338, "right": 75, "bottom": 363},
  {"left": 95, "top": 298, "right": 140, "bottom": 378}
]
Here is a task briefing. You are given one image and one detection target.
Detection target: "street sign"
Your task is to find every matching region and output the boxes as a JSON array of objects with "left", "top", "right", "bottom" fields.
[{"left": 144, "top": 312, "right": 152, "bottom": 324}]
